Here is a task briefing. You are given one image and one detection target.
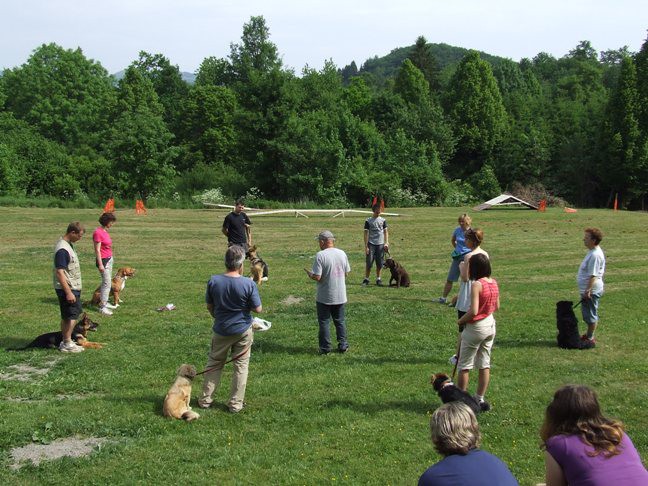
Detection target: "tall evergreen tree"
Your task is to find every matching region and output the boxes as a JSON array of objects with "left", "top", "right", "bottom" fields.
[
  {"left": 407, "top": 36, "right": 441, "bottom": 93},
  {"left": 444, "top": 51, "right": 507, "bottom": 178},
  {"left": 103, "top": 67, "right": 176, "bottom": 201}
]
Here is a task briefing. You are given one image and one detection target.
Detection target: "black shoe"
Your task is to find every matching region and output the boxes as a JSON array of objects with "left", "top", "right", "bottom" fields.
[
  {"left": 478, "top": 400, "right": 491, "bottom": 412},
  {"left": 319, "top": 349, "right": 331, "bottom": 355},
  {"left": 376, "top": 279, "right": 383, "bottom": 286},
  {"left": 338, "top": 346, "right": 348, "bottom": 353},
  {"left": 361, "top": 278, "right": 369, "bottom": 286}
]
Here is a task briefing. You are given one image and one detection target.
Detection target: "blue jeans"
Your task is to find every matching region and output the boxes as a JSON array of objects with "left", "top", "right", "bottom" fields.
[
  {"left": 581, "top": 292, "right": 602, "bottom": 324},
  {"left": 316, "top": 302, "right": 348, "bottom": 352}
]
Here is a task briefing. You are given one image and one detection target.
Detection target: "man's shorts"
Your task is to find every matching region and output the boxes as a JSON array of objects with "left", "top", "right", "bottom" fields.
[
  {"left": 581, "top": 292, "right": 601, "bottom": 325},
  {"left": 56, "top": 289, "right": 83, "bottom": 320},
  {"left": 366, "top": 243, "right": 385, "bottom": 269}
]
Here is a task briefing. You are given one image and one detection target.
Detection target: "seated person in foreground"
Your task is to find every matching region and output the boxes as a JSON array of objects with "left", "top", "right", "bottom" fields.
[
  {"left": 541, "top": 384, "right": 648, "bottom": 486},
  {"left": 418, "top": 402, "right": 518, "bottom": 486}
]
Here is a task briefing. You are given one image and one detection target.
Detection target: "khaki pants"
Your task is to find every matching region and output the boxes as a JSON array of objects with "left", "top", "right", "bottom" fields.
[{"left": 199, "top": 327, "right": 253, "bottom": 412}]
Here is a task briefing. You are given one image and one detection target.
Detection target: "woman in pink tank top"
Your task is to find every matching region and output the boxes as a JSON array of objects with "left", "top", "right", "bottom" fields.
[{"left": 456, "top": 253, "right": 499, "bottom": 411}]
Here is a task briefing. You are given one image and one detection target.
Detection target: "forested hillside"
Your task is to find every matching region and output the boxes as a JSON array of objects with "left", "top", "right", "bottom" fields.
[{"left": 1, "top": 16, "right": 647, "bottom": 209}]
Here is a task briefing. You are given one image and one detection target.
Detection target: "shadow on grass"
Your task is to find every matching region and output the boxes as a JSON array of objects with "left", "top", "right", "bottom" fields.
[
  {"left": 323, "top": 398, "right": 432, "bottom": 415},
  {"left": 253, "top": 340, "right": 314, "bottom": 355},
  {"left": 2, "top": 337, "right": 36, "bottom": 351},
  {"left": 103, "top": 393, "right": 166, "bottom": 415}
]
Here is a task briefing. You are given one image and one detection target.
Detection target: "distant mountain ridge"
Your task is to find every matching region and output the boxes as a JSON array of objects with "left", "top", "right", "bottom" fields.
[{"left": 342, "top": 42, "right": 510, "bottom": 84}]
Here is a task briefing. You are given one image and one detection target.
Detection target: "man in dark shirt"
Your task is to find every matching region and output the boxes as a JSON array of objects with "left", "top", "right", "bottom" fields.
[{"left": 222, "top": 199, "right": 252, "bottom": 251}]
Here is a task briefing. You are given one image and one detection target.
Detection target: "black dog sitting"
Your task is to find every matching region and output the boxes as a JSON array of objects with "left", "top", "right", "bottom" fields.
[
  {"left": 383, "top": 258, "right": 410, "bottom": 288},
  {"left": 431, "top": 372, "right": 484, "bottom": 414},
  {"left": 8, "top": 313, "right": 99, "bottom": 350},
  {"left": 556, "top": 301, "right": 594, "bottom": 350}
]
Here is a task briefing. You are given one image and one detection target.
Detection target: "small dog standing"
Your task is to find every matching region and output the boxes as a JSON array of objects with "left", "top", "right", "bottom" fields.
[
  {"left": 245, "top": 245, "right": 269, "bottom": 285},
  {"left": 90, "top": 267, "right": 136, "bottom": 307},
  {"left": 8, "top": 313, "right": 103, "bottom": 350},
  {"left": 431, "top": 372, "right": 483, "bottom": 414},
  {"left": 163, "top": 364, "right": 200, "bottom": 421},
  {"left": 383, "top": 258, "right": 410, "bottom": 288}
]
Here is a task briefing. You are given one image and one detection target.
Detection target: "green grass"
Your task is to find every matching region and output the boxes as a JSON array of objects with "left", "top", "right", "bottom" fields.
[{"left": 1, "top": 206, "right": 647, "bottom": 485}]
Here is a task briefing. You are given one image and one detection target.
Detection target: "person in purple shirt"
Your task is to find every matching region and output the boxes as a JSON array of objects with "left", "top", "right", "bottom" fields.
[
  {"left": 418, "top": 402, "right": 518, "bottom": 486},
  {"left": 541, "top": 384, "right": 648, "bottom": 486}
]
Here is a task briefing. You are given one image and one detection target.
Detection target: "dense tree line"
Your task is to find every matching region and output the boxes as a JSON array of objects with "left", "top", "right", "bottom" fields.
[{"left": 1, "top": 17, "right": 647, "bottom": 208}]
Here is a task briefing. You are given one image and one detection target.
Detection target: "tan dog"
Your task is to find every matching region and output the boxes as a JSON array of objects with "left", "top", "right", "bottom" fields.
[
  {"left": 245, "top": 246, "right": 268, "bottom": 285},
  {"left": 163, "top": 364, "right": 200, "bottom": 421},
  {"left": 90, "top": 267, "right": 136, "bottom": 307}
]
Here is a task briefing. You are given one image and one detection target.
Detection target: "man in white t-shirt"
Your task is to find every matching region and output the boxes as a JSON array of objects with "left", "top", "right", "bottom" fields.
[
  {"left": 305, "top": 230, "right": 351, "bottom": 354},
  {"left": 577, "top": 228, "right": 605, "bottom": 344}
]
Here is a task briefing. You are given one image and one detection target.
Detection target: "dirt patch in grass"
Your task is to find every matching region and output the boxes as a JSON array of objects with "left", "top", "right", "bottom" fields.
[
  {"left": 5, "top": 393, "right": 99, "bottom": 403},
  {"left": 281, "top": 295, "right": 304, "bottom": 306},
  {"left": 0, "top": 357, "right": 60, "bottom": 382},
  {"left": 9, "top": 436, "right": 111, "bottom": 470}
]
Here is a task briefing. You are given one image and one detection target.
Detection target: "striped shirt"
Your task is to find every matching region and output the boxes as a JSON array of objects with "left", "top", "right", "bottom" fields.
[{"left": 472, "top": 278, "right": 499, "bottom": 322}]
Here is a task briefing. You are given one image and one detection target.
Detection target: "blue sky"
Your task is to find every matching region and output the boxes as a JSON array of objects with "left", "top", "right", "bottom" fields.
[{"left": 2, "top": 0, "right": 647, "bottom": 74}]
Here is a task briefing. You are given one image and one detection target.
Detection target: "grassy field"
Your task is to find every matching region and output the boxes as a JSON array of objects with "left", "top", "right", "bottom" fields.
[{"left": 1, "top": 206, "right": 647, "bottom": 485}]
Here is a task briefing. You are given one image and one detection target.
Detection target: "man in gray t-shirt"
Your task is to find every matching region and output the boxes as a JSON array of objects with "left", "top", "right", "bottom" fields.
[{"left": 305, "top": 230, "right": 351, "bottom": 354}]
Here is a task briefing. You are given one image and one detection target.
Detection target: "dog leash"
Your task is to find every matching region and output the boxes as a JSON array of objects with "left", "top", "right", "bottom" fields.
[
  {"left": 195, "top": 347, "right": 250, "bottom": 376},
  {"left": 572, "top": 299, "right": 584, "bottom": 309}
]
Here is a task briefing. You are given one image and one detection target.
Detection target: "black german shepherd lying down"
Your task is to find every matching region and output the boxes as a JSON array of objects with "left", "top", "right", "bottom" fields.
[{"left": 7, "top": 313, "right": 99, "bottom": 350}]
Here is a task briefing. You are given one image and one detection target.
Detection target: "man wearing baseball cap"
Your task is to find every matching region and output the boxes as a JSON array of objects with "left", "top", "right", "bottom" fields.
[{"left": 304, "top": 230, "right": 351, "bottom": 354}]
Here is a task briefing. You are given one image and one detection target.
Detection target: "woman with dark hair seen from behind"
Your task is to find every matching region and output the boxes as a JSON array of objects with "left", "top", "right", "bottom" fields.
[
  {"left": 541, "top": 385, "right": 648, "bottom": 486},
  {"left": 456, "top": 253, "right": 499, "bottom": 411},
  {"left": 449, "top": 228, "right": 488, "bottom": 366},
  {"left": 93, "top": 212, "right": 117, "bottom": 316},
  {"left": 418, "top": 402, "right": 518, "bottom": 486}
]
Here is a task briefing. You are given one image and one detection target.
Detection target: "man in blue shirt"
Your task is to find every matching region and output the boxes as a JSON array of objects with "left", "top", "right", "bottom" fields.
[{"left": 198, "top": 245, "right": 262, "bottom": 413}]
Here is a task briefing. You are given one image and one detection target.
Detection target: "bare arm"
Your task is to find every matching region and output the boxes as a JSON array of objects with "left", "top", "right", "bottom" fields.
[
  {"left": 246, "top": 224, "right": 251, "bottom": 245},
  {"left": 364, "top": 230, "right": 369, "bottom": 255},
  {"left": 458, "top": 280, "right": 481, "bottom": 326},
  {"left": 459, "top": 253, "right": 471, "bottom": 282},
  {"left": 451, "top": 233, "right": 457, "bottom": 248},
  {"left": 304, "top": 268, "right": 321, "bottom": 281},
  {"left": 221, "top": 227, "right": 228, "bottom": 237},
  {"left": 94, "top": 240, "right": 104, "bottom": 272},
  {"left": 544, "top": 451, "right": 567, "bottom": 486},
  {"left": 56, "top": 268, "right": 76, "bottom": 303},
  {"left": 384, "top": 228, "right": 389, "bottom": 249},
  {"left": 582, "top": 276, "right": 598, "bottom": 300},
  {"left": 207, "top": 303, "right": 215, "bottom": 318}
]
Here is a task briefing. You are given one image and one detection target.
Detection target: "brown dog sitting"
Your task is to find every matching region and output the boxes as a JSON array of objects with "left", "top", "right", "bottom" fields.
[
  {"left": 383, "top": 258, "right": 410, "bottom": 288},
  {"left": 9, "top": 313, "right": 104, "bottom": 350},
  {"left": 245, "top": 246, "right": 268, "bottom": 285},
  {"left": 163, "top": 364, "right": 200, "bottom": 421},
  {"left": 90, "top": 267, "right": 136, "bottom": 307}
]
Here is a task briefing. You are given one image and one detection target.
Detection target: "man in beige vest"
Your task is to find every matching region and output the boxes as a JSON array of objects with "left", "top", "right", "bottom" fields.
[{"left": 53, "top": 222, "right": 86, "bottom": 353}]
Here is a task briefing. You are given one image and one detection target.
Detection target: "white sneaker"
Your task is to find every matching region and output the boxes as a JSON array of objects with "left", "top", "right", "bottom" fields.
[
  {"left": 59, "top": 340, "right": 84, "bottom": 353},
  {"left": 104, "top": 303, "right": 119, "bottom": 310},
  {"left": 434, "top": 297, "right": 447, "bottom": 304},
  {"left": 99, "top": 307, "right": 113, "bottom": 316}
]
